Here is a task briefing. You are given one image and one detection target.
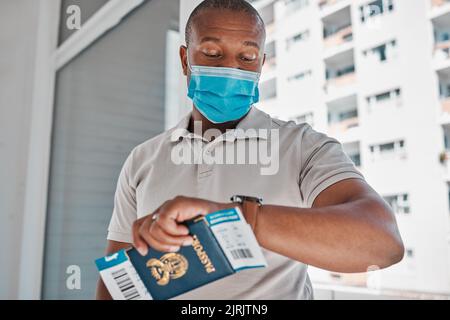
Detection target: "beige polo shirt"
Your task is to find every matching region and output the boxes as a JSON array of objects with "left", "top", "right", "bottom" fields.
[{"left": 107, "top": 106, "right": 364, "bottom": 299}]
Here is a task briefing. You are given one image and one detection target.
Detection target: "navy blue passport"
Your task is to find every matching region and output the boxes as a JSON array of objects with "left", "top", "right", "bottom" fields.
[
  {"left": 96, "top": 207, "right": 267, "bottom": 300},
  {"left": 126, "top": 216, "right": 234, "bottom": 300}
]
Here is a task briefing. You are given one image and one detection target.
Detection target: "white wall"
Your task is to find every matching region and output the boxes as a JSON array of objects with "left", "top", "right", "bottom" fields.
[
  {"left": 0, "top": 0, "right": 43, "bottom": 299},
  {"left": 178, "top": 0, "right": 203, "bottom": 118}
]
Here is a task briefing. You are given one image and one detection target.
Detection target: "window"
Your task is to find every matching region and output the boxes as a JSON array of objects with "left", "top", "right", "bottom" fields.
[
  {"left": 406, "top": 249, "right": 414, "bottom": 258},
  {"left": 42, "top": 0, "right": 179, "bottom": 299},
  {"left": 440, "top": 83, "right": 450, "bottom": 99},
  {"left": 384, "top": 193, "right": 411, "bottom": 214},
  {"left": 323, "top": 23, "right": 352, "bottom": 39},
  {"left": 286, "top": 30, "right": 310, "bottom": 49},
  {"left": 379, "top": 142, "right": 395, "bottom": 152},
  {"left": 448, "top": 185, "right": 450, "bottom": 212},
  {"left": 376, "top": 92, "right": 391, "bottom": 102},
  {"left": 338, "top": 109, "right": 358, "bottom": 121},
  {"left": 360, "top": 0, "right": 394, "bottom": 23},
  {"left": 285, "top": 0, "right": 309, "bottom": 13},
  {"left": 288, "top": 69, "right": 312, "bottom": 82},
  {"left": 259, "top": 78, "right": 277, "bottom": 101},
  {"left": 363, "top": 40, "right": 397, "bottom": 62},
  {"left": 367, "top": 88, "right": 402, "bottom": 107},
  {"left": 336, "top": 65, "right": 355, "bottom": 77},
  {"left": 369, "top": 140, "right": 406, "bottom": 160},
  {"left": 291, "top": 112, "right": 314, "bottom": 127},
  {"left": 349, "top": 153, "right": 361, "bottom": 167},
  {"left": 327, "top": 65, "right": 355, "bottom": 80}
]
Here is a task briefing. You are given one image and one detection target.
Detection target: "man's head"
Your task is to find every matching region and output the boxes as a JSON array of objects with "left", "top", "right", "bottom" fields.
[{"left": 180, "top": 0, "right": 266, "bottom": 79}]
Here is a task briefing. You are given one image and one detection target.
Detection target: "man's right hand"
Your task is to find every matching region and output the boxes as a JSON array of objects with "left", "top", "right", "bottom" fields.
[{"left": 132, "top": 195, "right": 228, "bottom": 255}]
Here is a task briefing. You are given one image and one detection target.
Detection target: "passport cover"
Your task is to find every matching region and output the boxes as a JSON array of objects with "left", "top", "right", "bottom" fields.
[
  {"left": 96, "top": 207, "right": 267, "bottom": 300},
  {"left": 126, "top": 216, "right": 235, "bottom": 300}
]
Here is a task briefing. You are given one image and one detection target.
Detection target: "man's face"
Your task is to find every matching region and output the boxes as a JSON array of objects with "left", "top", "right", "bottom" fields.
[{"left": 180, "top": 9, "right": 266, "bottom": 83}]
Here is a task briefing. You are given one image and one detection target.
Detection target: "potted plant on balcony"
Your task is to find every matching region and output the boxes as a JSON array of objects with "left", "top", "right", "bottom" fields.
[{"left": 439, "top": 150, "right": 449, "bottom": 164}]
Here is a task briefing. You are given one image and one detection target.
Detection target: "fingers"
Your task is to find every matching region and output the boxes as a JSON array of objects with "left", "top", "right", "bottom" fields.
[
  {"left": 133, "top": 213, "right": 193, "bottom": 255},
  {"left": 157, "top": 213, "right": 190, "bottom": 236},
  {"left": 150, "top": 221, "right": 193, "bottom": 247},
  {"left": 131, "top": 197, "right": 218, "bottom": 255},
  {"left": 132, "top": 218, "right": 148, "bottom": 256},
  {"left": 143, "top": 229, "right": 192, "bottom": 253}
]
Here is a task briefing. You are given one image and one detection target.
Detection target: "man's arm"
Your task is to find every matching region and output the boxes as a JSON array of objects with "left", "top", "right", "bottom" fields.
[
  {"left": 253, "top": 178, "right": 405, "bottom": 273},
  {"left": 95, "top": 240, "right": 131, "bottom": 300},
  {"left": 127, "top": 180, "right": 404, "bottom": 275}
]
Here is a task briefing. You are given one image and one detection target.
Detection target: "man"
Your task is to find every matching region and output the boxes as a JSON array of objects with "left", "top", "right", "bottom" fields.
[{"left": 96, "top": 0, "right": 404, "bottom": 300}]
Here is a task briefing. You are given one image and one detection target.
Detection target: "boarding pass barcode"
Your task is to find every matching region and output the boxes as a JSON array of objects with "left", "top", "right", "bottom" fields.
[
  {"left": 111, "top": 268, "right": 141, "bottom": 300},
  {"left": 230, "top": 248, "right": 254, "bottom": 260}
]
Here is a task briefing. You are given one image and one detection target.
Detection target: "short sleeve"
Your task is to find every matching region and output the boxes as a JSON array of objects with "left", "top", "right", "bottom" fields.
[
  {"left": 299, "top": 125, "right": 365, "bottom": 207},
  {"left": 107, "top": 149, "right": 137, "bottom": 243}
]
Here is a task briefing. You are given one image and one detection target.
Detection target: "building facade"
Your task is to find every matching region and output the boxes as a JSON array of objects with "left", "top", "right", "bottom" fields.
[{"left": 252, "top": 0, "right": 450, "bottom": 295}]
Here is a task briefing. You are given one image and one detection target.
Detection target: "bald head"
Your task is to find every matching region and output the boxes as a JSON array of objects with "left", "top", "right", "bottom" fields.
[{"left": 185, "top": 0, "right": 266, "bottom": 47}]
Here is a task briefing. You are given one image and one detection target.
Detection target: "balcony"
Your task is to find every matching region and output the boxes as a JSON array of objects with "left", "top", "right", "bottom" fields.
[
  {"left": 443, "top": 96, "right": 450, "bottom": 111},
  {"left": 324, "top": 72, "right": 357, "bottom": 102},
  {"left": 442, "top": 96, "right": 450, "bottom": 117},
  {"left": 259, "top": 77, "right": 277, "bottom": 102},
  {"left": 259, "top": 1, "right": 275, "bottom": 39},
  {"left": 438, "top": 70, "right": 450, "bottom": 122},
  {"left": 262, "top": 40, "right": 276, "bottom": 75},
  {"left": 262, "top": 56, "right": 276, "bottom": 75},
  {"left": 322, "top": 5, "right": 352, "bottom": 53},
  {"left": 324, "top": 36, "right": 356, "bottom": 101},
  {"left": 324, "top": 25, "right": 353, "bottom": 49},
  {"left": 343, "top": 141, "right": 361, "bottom": 168},
  {"left": 431, "top": 0, "right": 450, "bottom": 8},
  {"left": 431, "top": 13, "right": 450, "bottom": 68},
  {"left": 285, "top": 0, "right": 310, "bottom": 15},
  {"left": 435, "top": 40, "right": 450, "bottom": 70},
  {"left": 319, "top": 0, "right": 346, "bottom": 10},
  {"left": 328, "top": 116, "right": 359, "bottom": 136},
  {"left": 325, "top": 72, "right": 356, "bottom": 90},
  {"left": 326, "top": 272, "right": 368, "bottom": 287},
  {"left": 327, "top": 94, "right": 359, "bottom": 143},
  {"left": 266, "top": 21, "right": 276, "bottom": 37},
  {"left": 441, "top": 124, "right": 450, "bottom": 179},
  {"left": 440, "top": 150, "right": 450, "bottom": 179}
]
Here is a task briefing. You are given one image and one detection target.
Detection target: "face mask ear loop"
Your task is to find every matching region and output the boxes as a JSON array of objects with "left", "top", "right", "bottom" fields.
[{"left": 186, "top": 48, "right": 193, "bottom": 73}]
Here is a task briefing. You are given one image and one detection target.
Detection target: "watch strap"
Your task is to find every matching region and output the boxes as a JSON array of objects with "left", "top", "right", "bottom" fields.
[{"left": 242, "top": 199, "right": 260, "bottom": 232}]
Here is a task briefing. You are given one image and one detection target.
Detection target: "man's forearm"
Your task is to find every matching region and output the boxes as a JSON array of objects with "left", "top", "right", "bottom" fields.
[{"left": 253, "top": 196, "right": 404, "bottom": 273}]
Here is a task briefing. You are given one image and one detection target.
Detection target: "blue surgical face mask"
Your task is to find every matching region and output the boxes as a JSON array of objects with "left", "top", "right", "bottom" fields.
[{"left": 186, "top": 49, "right": 261, "bottom": 123}]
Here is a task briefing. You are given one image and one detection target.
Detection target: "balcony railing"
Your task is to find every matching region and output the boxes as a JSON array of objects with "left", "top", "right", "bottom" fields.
[
  {"left": 328, "top": 116, "right": 359, "bottom": 136},
  {"left": 319, "top": 0, "right": 341, "bottom": 9},
  {"left": 324, "top": 25, "right": 353, "bottom": 49},
  {"left": 439, "top": 150, "right": 450, "bottom": 177},
  {"left": 262, "top": 56, "right": 276, "bottom": 73},
  {"left": 442, "top": 96, "right": 450, "bottom": 114},
  {"left": 326, "top": 72, "right": 356, "bottom": 90},
  {"left": 431, "top": 0, "right": 450, "bottom": 8},
  {"left": 327, "top": 272, "right": 368, "bottom": 287},
  {"left": 434, "top": 40, "right": 450, "bottom": 61},
  {"left": 266, "top": 22, "right": 275, "bottom": 36}
]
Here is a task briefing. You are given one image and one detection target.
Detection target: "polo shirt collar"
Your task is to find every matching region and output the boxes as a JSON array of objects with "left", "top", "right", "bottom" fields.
[{"left": 170, "top": 106, "right": 272, "bottom": 143}]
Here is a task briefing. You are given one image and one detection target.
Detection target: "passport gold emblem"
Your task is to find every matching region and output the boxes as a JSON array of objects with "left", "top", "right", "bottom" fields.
[{"left": 146, "top": 253, "right": 188, "bottom": 286}]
